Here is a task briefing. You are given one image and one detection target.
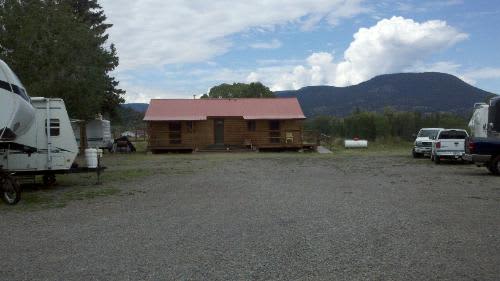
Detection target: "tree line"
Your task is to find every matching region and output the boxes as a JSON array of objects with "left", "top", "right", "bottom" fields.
[
  {"left": 0, "top": 0, "right": 124, "bottom": 120},
  {"left": 305, "top": 108, "right": 468, "bottom": 141}
]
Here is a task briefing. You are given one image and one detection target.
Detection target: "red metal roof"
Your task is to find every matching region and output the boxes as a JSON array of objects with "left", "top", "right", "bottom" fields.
[{"left": 144, "top": 98, "right": 306, "bottom": 121}]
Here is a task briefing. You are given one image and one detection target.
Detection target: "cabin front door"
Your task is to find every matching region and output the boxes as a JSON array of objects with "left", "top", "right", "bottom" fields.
[{"left": 214, "top": 119, "right": 224, "bottom": 145}]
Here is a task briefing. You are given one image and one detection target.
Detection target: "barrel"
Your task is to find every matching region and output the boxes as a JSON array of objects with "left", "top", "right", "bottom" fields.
[
  {"left": 85, "top": 148, "right": 98, "bottom": 168},
  {"left": 344, "top": 139, "right": 368, "bottom": 148}
]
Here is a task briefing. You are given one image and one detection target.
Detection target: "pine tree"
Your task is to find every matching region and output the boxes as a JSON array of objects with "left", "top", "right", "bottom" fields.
[
  {"left": 66, "top": 0, "right": 125, "bottom": 118},
  {"left": 0, "top": 0, "right": 124, "bottom": 119}
]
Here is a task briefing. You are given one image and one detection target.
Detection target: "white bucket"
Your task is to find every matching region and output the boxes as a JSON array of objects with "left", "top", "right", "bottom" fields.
[
  {"left": 85, "top": 148, "right": 98, "bottom": 168},
  {"left": 344, "top": 139, "right": 368, "bottom": 148}
]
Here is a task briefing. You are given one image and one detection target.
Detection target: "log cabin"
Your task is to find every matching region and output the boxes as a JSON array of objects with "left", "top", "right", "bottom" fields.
[{"left": 144, "top": 98, "right": 307, "bottom": 152}]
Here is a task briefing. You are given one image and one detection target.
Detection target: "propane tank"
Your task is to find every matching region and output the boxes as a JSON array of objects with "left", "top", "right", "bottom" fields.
[{"left": 344, "top": 138, "right": 368, "bottom": 148}]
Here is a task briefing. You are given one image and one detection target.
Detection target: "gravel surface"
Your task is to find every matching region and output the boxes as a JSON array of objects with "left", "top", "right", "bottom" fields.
[{"left": 1, "top": 153, "right": 499, "bottom": 280}]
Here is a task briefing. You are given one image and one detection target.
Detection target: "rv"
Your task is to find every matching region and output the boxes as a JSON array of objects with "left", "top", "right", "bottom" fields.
[
  {"left": 1, "top": 97, "right": 78, "bottom": 172},
  {"left": 468, "top": 103, "right": 489, "bottom": 138},
  {"left": 73, "top": 118, "right": 113, "bottom": 150},
  {"left": 0, "top": 60, "right": 35, "bottom": 145}
]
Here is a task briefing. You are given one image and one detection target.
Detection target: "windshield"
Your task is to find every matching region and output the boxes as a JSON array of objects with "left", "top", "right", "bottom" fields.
[{"left": 417, "top": 129, "right": 439, "bottom": 139}]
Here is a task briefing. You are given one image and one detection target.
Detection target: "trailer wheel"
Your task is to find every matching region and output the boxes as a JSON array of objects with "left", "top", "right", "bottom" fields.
[
  {"left": 43, "top": 174, "right": 57, "bottom": 186},
  {"left": 488, "top": 155, "right": 500, "bottom": 175},
  {"left": 1, "top": 174, "right": 21, "bottom": 205}
]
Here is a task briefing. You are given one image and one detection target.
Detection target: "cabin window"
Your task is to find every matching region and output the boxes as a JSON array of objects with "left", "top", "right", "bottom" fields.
[
  {"left": 45, "top": 119, "right": 60, "bottom": 137},
  {"left": 186, "top": 121, "right": 194, "bottom": 133},
  {"left": 247, "top": 120, "right": 256, "bottom": 132},
  {"left": 269, "top": 120, "right": 280, "bottom": 131},
  {"left": 269, "top": 120, "right": 281, "bottom": 143},
  {"left": 169, "top": 122, "right": 181, "bottom": 144}
]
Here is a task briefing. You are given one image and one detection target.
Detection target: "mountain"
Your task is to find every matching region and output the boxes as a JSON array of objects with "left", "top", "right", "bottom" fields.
[
  {"left": 122, "top": 103, "right": 149, "bottom": 113},
  {"left": 276, "top": 72, "right": 496, "bottom": 117}
]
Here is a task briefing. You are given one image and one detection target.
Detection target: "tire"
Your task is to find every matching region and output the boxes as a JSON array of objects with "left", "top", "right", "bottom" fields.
[
  {"left": 412, "top": 150, "right": 423, "bottom": 158},
  {"left": 434, "top": 154, "right": 441, "bottom": 164},
  {"left": 1, "top": 174, "right": 21, "bottom": 205},
  {"left": 487, "top": 155, "right": 500, "bottom": 175},
  {"left": 42, "top": 173, "right": 57, "bottom": 186}
]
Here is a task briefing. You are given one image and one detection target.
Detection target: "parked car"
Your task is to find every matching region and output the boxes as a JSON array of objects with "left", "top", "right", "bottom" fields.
[
  {"left": 412, "top": 128, "right": 443, "bottom": 158},
  {"left": 431, "top": 129, "right": 469, "bottom": 164}
]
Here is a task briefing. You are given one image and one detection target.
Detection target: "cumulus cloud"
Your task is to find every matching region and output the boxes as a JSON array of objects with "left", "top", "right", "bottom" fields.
[
  {"left": 101, "top": 0, "right": 368, "bottom": 70},
  {"left": 335, "top": 16, "right": 468, "bottom": 86},
  {"left": 254, "top": 16, "right": 469, "bottom": 90}
]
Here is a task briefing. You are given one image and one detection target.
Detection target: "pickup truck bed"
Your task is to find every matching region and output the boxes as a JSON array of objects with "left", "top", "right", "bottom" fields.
[{"left": 464, "top": 137, "right": 500, "bottom": 175}]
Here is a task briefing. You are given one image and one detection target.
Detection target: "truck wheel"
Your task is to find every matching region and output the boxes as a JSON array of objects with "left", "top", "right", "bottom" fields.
[
  {"left": 1, "top": 175, "right": 21, "bottom": 205},
  {"left": 412, "top": 150, "right": 422, "bottom": 158},
  {"left": 488, "top": 155, "right": 500, "bottom": 175},
  {"left": 434, "top": 155, "right": 441, "bottom": 164}
]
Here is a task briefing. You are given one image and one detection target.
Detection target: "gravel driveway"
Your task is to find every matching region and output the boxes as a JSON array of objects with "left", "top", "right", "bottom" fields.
[{"left": 1, "top": 153, "right": 499, "bottom": 280}]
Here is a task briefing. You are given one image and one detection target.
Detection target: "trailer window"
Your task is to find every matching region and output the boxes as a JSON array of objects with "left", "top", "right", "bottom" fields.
[
  {"left": 169, "top": 122, "right": 181, "bottom": 144},
  {"left": 45, "top": 119, "right": 60, "bottom": 136},
  {"left": 438, "top": 131, "right": 468, "bottom": 139}
]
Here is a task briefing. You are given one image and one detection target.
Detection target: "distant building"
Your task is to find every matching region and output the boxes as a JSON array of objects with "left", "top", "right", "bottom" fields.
[{"left": 144, "top": 98, "right": 306, "bottom": 152}]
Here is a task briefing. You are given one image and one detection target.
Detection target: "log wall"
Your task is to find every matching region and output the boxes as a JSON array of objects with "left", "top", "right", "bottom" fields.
[{"left": 147, "top": 118, "right": 304, "bottom": 150}]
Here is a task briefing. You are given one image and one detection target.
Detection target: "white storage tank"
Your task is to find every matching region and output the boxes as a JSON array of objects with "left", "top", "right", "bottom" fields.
[
  {"left": 85, "top": 148, "right": 98, "bottom": 168},
  {"left": 344, "top": 139, "right": 368, "bottom": 148}
]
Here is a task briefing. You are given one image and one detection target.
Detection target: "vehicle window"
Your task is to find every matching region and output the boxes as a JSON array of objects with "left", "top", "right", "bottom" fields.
[
  {"left": 11, "top": 84, "right": 30, "bottom": 102},
  {"left": 438, "top": 131, "right": 468, "bottom": 139},
  {"left": 417, "top": 130, "right": 439, "bottom": 138}
]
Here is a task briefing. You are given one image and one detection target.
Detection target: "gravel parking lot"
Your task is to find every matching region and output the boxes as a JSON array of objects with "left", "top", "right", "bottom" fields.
[{"left": 1, "top": 152, "right": 499, "bottom": 280}]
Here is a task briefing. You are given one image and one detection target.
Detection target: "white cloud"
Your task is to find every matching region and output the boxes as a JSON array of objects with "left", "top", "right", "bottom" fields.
[
  {"left": 101, "top": 0, "right": 368, "bottom": 70},
  {"left": 250, "top": 39, "right": 282, "bottom": 49},
  {"left": 251, "top": 16, "right": 469, "bottom": 90},
  {"left": 463, "top": 67, "right": 500, "bottom": 81},
  {"left": 334, "top": 16, "right": 468, "bottom": 86},
  {"left": 396, "top": 0, "right": 463, "bottom": 13}
]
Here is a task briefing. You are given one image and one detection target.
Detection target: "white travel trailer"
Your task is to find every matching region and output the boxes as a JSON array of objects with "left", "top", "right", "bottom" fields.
[
  {"left": 1, "top": 98, "right": 79, "bottom": 172},
  {"left": 73, "top": 118, "right": 113, "bottom": 150}
]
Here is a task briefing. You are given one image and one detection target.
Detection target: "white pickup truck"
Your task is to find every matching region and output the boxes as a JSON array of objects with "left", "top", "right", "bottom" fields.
[
  {"left": 431, "top": 129, "right": 469, "bottom": 164},
  {"left": 412, "top": 128, "right": 443, "bottom": 158}
]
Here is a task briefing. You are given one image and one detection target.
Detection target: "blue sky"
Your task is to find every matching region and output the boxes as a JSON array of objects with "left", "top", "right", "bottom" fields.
[{"left": 100, "top": 0, "right": 500, "bottom": 102}]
